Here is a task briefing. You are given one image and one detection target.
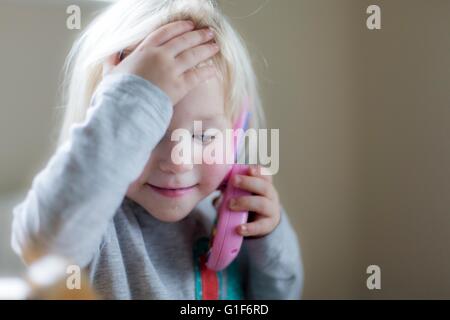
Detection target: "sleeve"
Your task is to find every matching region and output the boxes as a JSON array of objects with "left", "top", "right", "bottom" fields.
[
  {"left": 242, "top": 206, "right": 304, "bottom": 299},
  {"left": 10, "top": 73, "right": 173, "bottom": 268}
]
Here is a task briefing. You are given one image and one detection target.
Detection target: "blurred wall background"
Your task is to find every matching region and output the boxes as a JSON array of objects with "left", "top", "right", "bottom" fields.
[{"left": 1, "top": 0, "right": 449, "bottom": 299}]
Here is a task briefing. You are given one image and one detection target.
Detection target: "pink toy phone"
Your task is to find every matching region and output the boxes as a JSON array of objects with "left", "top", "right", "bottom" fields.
[{"left": 205, "top": 97, "right": 251, "bottom": 271}]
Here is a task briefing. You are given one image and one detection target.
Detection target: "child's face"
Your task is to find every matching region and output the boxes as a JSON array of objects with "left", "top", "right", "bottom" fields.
[{"left": 125, "top": 76, "right": 232, "bottom": 222}]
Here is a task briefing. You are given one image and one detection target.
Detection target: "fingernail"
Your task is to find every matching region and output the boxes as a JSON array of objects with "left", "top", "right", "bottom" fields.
[
  {"left": 240, "top": 225, "right": 248, "bottom": 234},
  {"left": 260, "top": 167, "right": 271, "bottom": 176},
  {"left": 207, "top": 29, "right": 214, "bottom": 37}
]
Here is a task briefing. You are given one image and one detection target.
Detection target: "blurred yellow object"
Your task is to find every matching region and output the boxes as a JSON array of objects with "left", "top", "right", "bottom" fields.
[{"left": 0, "top": 255, "right": 97, "bottom": 300}]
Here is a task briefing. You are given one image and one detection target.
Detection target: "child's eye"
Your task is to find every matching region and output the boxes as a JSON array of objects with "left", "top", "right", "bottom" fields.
[{"left": 193, "top": 133, "right": 216, "bottom": 144}]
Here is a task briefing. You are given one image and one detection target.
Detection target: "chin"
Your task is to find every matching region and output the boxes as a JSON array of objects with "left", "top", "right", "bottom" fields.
[
  {"left": 145, "top": 203, "right": 194, "bottom": 222},
  {"left": 149, "top": 210, "right": 190, "bottom": 222}
]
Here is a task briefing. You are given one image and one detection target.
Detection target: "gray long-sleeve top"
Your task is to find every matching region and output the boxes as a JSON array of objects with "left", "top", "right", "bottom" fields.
[{"left": 11, "top": 73, "right": 303, "bottom": 300}]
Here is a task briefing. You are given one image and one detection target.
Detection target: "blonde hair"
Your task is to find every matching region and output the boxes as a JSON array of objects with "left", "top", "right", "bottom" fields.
[{"left": 57, "top": 0, "right": 266, "bottom": 149}]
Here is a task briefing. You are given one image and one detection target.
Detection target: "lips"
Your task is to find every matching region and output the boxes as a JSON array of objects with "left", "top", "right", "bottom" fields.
[{"left": 145, "top": 183, "right": 198, "bottom": 198}]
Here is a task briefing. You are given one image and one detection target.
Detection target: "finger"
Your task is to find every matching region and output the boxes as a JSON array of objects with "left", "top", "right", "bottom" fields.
[
  {"left": 164, "top": 28, "right": 215, "bottom": 57},
  {"left": 232, "top": 174, "right": 276, "bottom": 200},
  {"left": 102, "top": 52, "right": 121, "bottom": 77},
  {"left": 248, "top": 165, "right": 273, "bottom": 183},
  {"left": 229, "top": 196, "right": 273, "bottom": 217},
  {"left": 237, "top": 218, "right": 274, "bottom": 237},
  {"left": 176, "top": 42, "right": 219, "bottom": 74},
  {"left": 212, "top": 194, "right": 223, "bottom": 209},
  {"left": 138, "top": 20, "right": 195, "bottom": 50},
  {"left": 181, "top": 65, "right": 217, "bottom": 90}
]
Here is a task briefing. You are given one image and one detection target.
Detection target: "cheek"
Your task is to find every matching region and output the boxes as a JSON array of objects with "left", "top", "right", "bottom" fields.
[
  {"left": 133, "top": 154, "right": 157, "bottom": 185},
  {"left": 198, "top": 163, "right": 231, "bottom": 190}
]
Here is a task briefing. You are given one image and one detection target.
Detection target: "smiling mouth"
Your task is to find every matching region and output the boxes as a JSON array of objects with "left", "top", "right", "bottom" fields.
[{"left": 145, "top": 183, "right": 198, "bottom": 197}]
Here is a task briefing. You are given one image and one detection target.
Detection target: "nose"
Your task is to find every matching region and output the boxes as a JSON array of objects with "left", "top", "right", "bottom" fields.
[
  {"left": 157, "top": 139, "right": 194, "bottom": 174},
  {"left": 158, "top": 158, "right": 193, "bottom": 174},
  {"left": 156, "top": 132, "right": 195, "bottom": 174}
]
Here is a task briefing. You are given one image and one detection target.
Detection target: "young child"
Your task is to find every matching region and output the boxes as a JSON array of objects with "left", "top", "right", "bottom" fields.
[{"left": 11, "top": 0, "right": 303, "bottom": 300}]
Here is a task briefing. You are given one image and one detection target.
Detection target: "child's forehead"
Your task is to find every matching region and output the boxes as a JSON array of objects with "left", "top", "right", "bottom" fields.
[{"left": 173, "top": 76, "right": 227, "bottom": 121}]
